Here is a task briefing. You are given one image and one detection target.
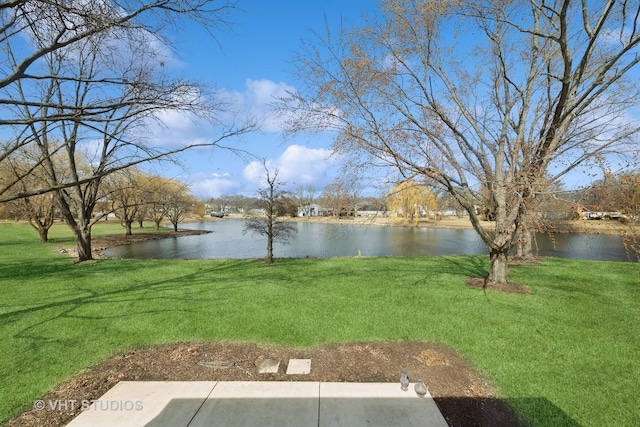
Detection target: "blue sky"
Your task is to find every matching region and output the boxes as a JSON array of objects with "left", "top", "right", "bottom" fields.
[
  {"left": 149, "top": 0, "right": 375, "bottom": 199},
  {"left": 145, "top": 1, "right": 639, "bottom": 199}
]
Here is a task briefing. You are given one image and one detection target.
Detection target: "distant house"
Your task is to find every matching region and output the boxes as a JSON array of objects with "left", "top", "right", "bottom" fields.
[
  {"left": 581, "top": 208, "right": 622, "bottom": 220},
  {"left": 297, "top": 204, "right": 329, "bottom": 217},
  {"left": 356, "top": 210, "right": 388, "bottom": 217},
  {"left": 563, "top": 204, "right": 621, "bottom": 220}
]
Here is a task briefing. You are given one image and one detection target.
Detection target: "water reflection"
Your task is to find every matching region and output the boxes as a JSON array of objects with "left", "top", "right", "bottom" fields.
[{"left": 102, "top": 219, "right": 632, "bottom": 262}]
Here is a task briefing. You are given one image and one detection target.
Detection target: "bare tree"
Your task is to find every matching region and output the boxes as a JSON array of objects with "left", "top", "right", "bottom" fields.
[
  {"left": 142, "top": 174, "right": 173, "bottom": 230},
  {"left": 0, "top": 0, "right": 241, "bottom": 195},
  {"left": 320, "top": 182, "right": 359, "bottom": 217},
  {"left": 243, "top": 164, "right": 296, "bottom": 264},
  {"left": 618, "top": 171, "right": 640, "bottom": 223},
  {"left": 104, "top": 168, "right": 148, "bottom": 236},
  {"left": 0, "top": 154, "right": 56, "bottom": 241},
  {"left": 578, "top": 170, "right": 640, "bottom": 259},
  {"left": 0, "top": 2, "right": 253, "bottom": 261},
  {"left": 284, "top": 0, "right": 640, "bottom": 286},
  {"left": 164, "top": 180, "right": 195, "bottom": 232}
]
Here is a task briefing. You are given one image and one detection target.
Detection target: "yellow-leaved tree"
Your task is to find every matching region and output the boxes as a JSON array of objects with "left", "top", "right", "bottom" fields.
[{"left": 386, "top": 181, "right": 437, "bottom": 224}]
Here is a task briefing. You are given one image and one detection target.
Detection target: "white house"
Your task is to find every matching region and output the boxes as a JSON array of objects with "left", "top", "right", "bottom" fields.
[{"left": 297, "top": 204, "right": 329, "bottom": 217}]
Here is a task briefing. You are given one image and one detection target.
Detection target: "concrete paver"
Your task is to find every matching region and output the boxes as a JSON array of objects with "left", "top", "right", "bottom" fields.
[
  {"left": 285, "top": 358, "right": 311, "bottom": 374},
  {"left": 65, "top": 381, "right": 447, "bottom": 427},
  {"left": 257, "top": 358, "right": 281, "bottom": 374}
]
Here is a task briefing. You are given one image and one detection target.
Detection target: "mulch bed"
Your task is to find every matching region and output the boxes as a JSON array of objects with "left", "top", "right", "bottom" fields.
[
  {"left": 8, "top": 342, "right": 524, "bottom": 427},
  {"left": 467, "top": 277, "right": 532, "bottom": 294}
]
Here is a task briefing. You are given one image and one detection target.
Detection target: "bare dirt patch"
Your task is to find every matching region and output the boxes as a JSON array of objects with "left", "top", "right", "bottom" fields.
[
  {"left": 467, "top": 277, "right": 532, "bottom": 294},
  {"left": 8, "top": 342, "right": 524, "bottom": 427}
]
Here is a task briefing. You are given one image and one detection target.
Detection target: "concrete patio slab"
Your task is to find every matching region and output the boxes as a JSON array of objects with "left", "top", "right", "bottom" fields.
[
  {"left": 65, "top": 381, "right": 448, "bottom": 427},
  {"left": 319, "top": 382, "right": 448, "bottom": 427},
  {"left": 285, "top": 358, "right": 311, "bottom": 374},
  {"left": 257, "top": 358, "right": 281, "bottom": 374},
  {"left": 65, "top": 381, "right": 216, "bottom": 427},
  {"left": 188, "top": 381, "right": 319, "bottom": 427}
]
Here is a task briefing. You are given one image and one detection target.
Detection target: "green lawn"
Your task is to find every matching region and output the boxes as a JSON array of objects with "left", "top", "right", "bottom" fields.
[{"left": 1, "top": 222, "right": 639, "bottom": 426}]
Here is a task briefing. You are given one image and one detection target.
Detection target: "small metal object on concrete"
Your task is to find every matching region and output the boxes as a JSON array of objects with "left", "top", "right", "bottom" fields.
[
  {"left": 257, "top": 358, "right": 281, "bottom": 374},
  {"left": 400, "top": 368, "right": 409, "bottom": 391},
  {"left": 286, "top": 358, "right": 311, "bottom": 374},
  {"left": 319, "top": 382, "right": 448, "bottom": 427},
  {"left": 414, "top": 380, "right": 428, "bottom": 397}
]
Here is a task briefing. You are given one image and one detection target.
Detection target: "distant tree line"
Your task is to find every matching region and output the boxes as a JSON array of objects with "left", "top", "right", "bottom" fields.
[{"left": 206, "top": 171, "right": 640, "bottom": 225}]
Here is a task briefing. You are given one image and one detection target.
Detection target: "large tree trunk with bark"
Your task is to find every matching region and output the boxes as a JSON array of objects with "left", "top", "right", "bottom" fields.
[
  {"left": 124, "top": 220, "right": 133, "bottom": 236},
  {"left": 74, "top": 225, "right": 93, "bottom": 262},
  {"left": 515, "top": 228, "right": 534, "bottom": 259},
  {"left": 487, "top": 250, "right": 510, "bottom": 284},
  {"left": 37, "top": 228, "right": 49, "bottom": 243},
  {"left": 484, "top": 193, "right": 518, "bottom": 285},
  {"left": 52, "top": 187, "right": 97, "bottom": 262}
]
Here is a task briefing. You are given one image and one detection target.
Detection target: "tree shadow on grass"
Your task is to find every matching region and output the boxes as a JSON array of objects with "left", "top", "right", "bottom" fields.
[
  {"left": 438, "top": 255, "right": 489, "bottom": 278},
  {"left": 0, "top": 259, "right": 260, "bottom": 328}
]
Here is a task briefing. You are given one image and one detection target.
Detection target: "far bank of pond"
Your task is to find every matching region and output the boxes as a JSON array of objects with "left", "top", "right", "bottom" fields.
[{"left": 102, "top": 219, "right": 635, "bottom": 262}]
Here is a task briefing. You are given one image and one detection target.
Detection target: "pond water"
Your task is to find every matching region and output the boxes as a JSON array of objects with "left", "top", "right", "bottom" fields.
[{"left": 101, "top": 219, "right": 633, "bottom": 262}]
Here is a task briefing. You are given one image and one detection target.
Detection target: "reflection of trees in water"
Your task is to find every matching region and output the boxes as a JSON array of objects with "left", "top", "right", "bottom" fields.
[{"left": 104, "top": 220, "right": 633, "bottom": 262}]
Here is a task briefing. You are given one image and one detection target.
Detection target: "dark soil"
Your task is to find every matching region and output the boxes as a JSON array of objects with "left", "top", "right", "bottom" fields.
[
  {"left": 467, "top": 277, "right": 532, "bottom": 294},
  {"left": 8, "top": 342, "right": 525, "bottom": 427}
]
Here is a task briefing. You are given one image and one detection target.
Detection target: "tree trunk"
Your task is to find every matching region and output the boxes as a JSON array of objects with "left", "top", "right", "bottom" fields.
[
  {"left": 172, "top": 221, "right": 178, "bottom": 232},
  {"left": 266, "top": 238, "right": 273, "bottom": 264},
  {"left": 516, "top": 228, "right": 533, "bottom": 259},
  {"left": 266, "top": 220, "right": 274, "bottom": 264},
  {"left": 154, "top": 219, "right": 161, "bottom": 230},
  {"left": 487, "top": 250, "right": 510, "bottom": 285},
  {"left": 485, "top": 201, "right": 514, "bottom": 285},
  {"left": 75, "top": 227, "right": 93, "bottom": 262},
  {"left": 125, "top": 220, "right": 133, "bottom": 235},
  {"left": 38, "top": 228, "right": 49, "bottom": 243},
  {"left": 138, "top": 219, "right": 144, "bottom": 228}
]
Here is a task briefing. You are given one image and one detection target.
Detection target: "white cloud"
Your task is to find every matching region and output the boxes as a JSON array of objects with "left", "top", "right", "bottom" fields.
[
  {"left": 220, "top": 79, "right": 297, "bottom": 133},
  {"left": 190, "top": 172, "right": 241, "bottom": 198},
  {"left": 245, "top": 79, "right": 292, "bottom": 105},
  {"left": 144, "top": 78, "right": 296, "bottom": 150},
  {"left": 242, "top": 144, "right": 338, "bottom": 188}
]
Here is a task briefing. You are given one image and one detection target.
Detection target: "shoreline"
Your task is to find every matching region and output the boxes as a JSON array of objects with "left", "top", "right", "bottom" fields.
[
  {"left": 49, "top": 214, "right": 637, "bottom": 257},
  {"left": 223, "top": 213, "right": 636, "bottom": 236}
]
